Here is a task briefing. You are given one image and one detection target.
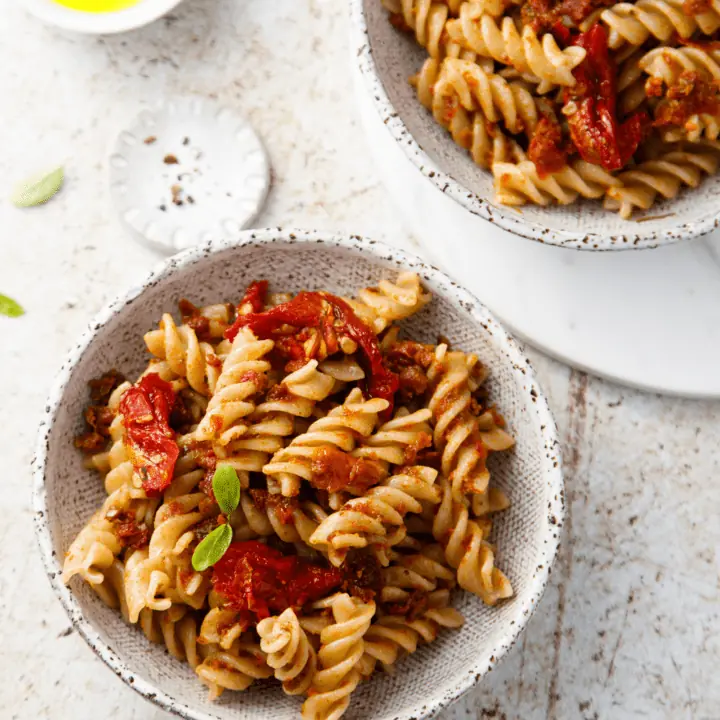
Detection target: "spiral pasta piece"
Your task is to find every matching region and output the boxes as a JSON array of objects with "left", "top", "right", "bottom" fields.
[
  {"left": 352, "top": 407, "right": 433, "bottom": 468},
  {"left": 193, "top": 328, "right": 274, "bottom": 445},
  {"left": 343, "top": 271, "right": 431, "bottom": 335},
  {"left": 427, "top": 345, "right": 514, "bottom": 501},
  {"left": 381, "top": 0, "right": 466, "bottom": 59},
  {"left": 441, "top": 56, "right": 543, "bottom": 135},
  {"left": 309, "top": 466, "right": 441, "bottom": 566},
  {"left": 263, "top": 388, "right": 388, "bottom": 497},
  {"left": 161, "top": 605, "right": 203, "bottom": 668},
  {"left": 361, "top": 590, "right": 464, "bottom": 671},
  {"left": 413, "top": 57, "right": 527, "bottom": 170},
  {"left": 144, "top": 313, "right": 223, "bottom": 396},
  {"left": 230, "top": 491, "right": 330, "bottom": 545},
  {"left": 446, "top": 5, "right": 587, "bottom": 92},
  {"left": 62, "top": 485, "right": 140, "bottom": 585},
  {"left": 380, "top": 545, "right": 456, "bottom": 603},
  {"left": 585, "top": 0, "right": 720, "bottom": 50},
  {"left": 196, "top": 638, "right": 273, "bottom": 699},
  {"left": 257, "top": 608, "right": 317, "bottom": 695},
  {"left": 604, "top": 147, "right": 720, "bottom": 218},
  {"left": 216, "top": 359, "right": 343, "bottom": 476},
  {"left": 124, "top": 492, "right": 215, "bottom": 622},
  {"left": 493, "top": 158, "right": 623, "bottom": 206},
  {"left": 617, "top": 49, "right": 649, "bottom": 116},
  {"left": 639, "top": 46, "right": 720, "bottom": 85},
  {"left": 199, "top": 604, "right": 246, "bottom": 650},
  {"left": 432, "top": 476, "right": 513, "bottom": 605},
  {"left": 301, "top": 594, "right": 376, "bottom": 720}
]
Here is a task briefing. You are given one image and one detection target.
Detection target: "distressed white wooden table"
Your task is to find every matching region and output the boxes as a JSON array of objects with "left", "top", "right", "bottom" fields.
[{"left": 2, "top": 2, "right": 718, "bottom": 719}]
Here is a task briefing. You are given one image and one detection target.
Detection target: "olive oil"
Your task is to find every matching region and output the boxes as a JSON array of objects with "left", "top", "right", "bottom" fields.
[{"left": 52, "top": 0, "right": 141, "bottom": 12}]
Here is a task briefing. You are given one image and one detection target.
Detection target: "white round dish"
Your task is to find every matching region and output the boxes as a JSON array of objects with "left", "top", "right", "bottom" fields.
[
  {"left": 33, "top": 229, "right": 563, "bottom": 720},
  {"left": 351, "top": 0, "right": 720, "bottom": 251},
  {"left": 109, "top": 97, "right": 270, "bottom": 254},
  {"left": 355, "top": 68, "right": 720, "bottom": 397},
  {"left": 21, "top": 0, "right": 183, "bottom": 33}
]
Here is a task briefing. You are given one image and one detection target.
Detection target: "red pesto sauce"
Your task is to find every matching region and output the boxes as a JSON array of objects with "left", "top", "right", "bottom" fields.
[
  {"left": 212, "top": 541, "right": 342, "bottom": 623},
  {"left": 119, "top": 374, "right": 179, "bottom": 496},
  {"left": 225, "top": 285, "right": 399, "bottom": 415}
]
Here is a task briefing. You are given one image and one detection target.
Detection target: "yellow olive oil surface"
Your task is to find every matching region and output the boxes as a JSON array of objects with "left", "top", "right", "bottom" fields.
[{"left": 52, "top": 0, "right": 140, "bottom": 12}]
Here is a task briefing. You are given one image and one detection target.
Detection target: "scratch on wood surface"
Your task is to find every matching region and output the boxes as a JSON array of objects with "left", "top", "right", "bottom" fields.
[
  {"left": 547, "top": 370, "right": 589, "bottom": 720},
  {"left": 515, "top": 631, "right": 527, "bottom": 708},
  {"left": 604, "top": 604, "right": 629, "bottom": 686}
]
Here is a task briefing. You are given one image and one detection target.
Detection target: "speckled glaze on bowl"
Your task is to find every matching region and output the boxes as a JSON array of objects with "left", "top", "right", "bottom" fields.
[
  {"left": 33, "top": 229, "right": 563, "bottom": 720},
  {"left": 351, "top": 0, "right": 720, "bottom": 251}
]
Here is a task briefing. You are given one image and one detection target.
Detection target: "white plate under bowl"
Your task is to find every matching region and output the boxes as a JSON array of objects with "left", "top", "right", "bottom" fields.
[
  {"left": 355, "top": 63, "right": 720, "bottom": 397},
  {"left": 110, "top": 97, "right": 270, "bottom": 254},
  {"left": 351, "top": 0, "right": 720, "bottom": 250}
]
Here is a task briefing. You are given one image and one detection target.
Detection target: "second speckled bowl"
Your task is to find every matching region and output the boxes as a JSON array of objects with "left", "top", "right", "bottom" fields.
[
  {"left": 33, "top": 229, "right": 563, "bottom": 720},
  {"left": 352, "top": 0, "right": 720, "bottom": 250}
]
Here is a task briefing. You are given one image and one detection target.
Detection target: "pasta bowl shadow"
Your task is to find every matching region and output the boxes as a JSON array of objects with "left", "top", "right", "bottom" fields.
[
  {"left": 351, "top": 0, "right": 720, "bottom": 250},
  {"left": 33, "top": 229, "right": 563, "bottom": 720}
]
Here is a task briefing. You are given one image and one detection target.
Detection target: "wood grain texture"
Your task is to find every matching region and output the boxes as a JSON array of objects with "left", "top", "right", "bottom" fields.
[{"left": 1, "top": 1, "right": 718, "bottom": 719}]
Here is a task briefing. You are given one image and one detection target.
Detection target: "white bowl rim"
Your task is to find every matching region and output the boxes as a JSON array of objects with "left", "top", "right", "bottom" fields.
[
  {"left": 349, "top": 0, "right": 720, "bottom": 251},
  {"left": 33, "top": 227, "right": 564, "bottom": 720},
  {"left": 21, "top": 0, "right": 182, "bottom": 34}
]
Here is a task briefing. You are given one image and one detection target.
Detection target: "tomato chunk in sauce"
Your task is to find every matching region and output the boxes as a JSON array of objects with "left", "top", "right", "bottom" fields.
[{"left": 212, "top": 541, "right": 342, "bottom": 622}]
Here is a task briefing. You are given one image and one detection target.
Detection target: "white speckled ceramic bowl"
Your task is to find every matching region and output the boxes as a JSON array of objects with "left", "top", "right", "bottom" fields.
[
  {"left": 351, "top": 0, "right": 720, "bottom": 250},
  {"left": 21, "top": 0, "right": 182, "bottom": 34},
  {"left": 33, "top": 229, "right": 563, "bottom": 720}
]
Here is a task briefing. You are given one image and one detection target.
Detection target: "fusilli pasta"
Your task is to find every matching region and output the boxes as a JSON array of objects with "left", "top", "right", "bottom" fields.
[
  {"left": 386, "top": 0, "right": 720, "bottom": 214},
  {"left": 63, "top": 272, "right": 516, "bottom": 719}
]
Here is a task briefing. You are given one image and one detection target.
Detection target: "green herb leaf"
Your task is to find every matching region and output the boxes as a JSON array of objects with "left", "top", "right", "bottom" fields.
[
  {"left": 0, "top": 294, "right": 24, "bottom": 318},
  {"left": 192, "top": 523, "right": 232, "bottom": 572},
  {"left": 11, "top": 166, "right": 64, "bottom": 207},
  {"left": 212, "top": 465, "right": 241, "bottom": 516}
]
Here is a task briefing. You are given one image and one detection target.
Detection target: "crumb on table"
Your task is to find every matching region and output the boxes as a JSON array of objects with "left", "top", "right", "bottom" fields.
[{"left": 164, "top": 154, "right": 179, "bottom": 164}]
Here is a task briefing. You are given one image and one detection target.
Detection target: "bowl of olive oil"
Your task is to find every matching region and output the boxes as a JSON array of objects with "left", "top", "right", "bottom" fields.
[{"left": 23, "top": 0, "right": 183, "bottom": 33}]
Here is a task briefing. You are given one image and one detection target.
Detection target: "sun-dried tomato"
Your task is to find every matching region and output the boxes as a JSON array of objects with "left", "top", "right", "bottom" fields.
[
  {"left": 236, "top": 280, "right": 268, "bottom": 317},
  {"left": 113, "top": 516, "right": 150, "bottom": 550},
  {"left": 212, "top": 541, "right": 342, "bottom": 621},
  {"left": 178, "top": 298, "right": 212, "bottom": 342},
  {"left": 118, "top": 374, "right": 179, "bottom": 497},
  {"left": 384, "top": 589, "right": 430, "bottom": 621},
  {"left": 226, "top": 289, "right": 399, "bottom": 414},
  {"left": 522, "top": 0, "right": 611, "bottom": 35},
  {"left": 74, "top": 404, "right": 115, "bottom": 454},
  {"left": 249, "top": 489, "right": 299, "bottom": 524},
  {"left": 529, "top": 115, "right": 568, "bottom": 177},
  {"left": 88, "top": 369, "right": 126, "bottom": 405},
  {"left": 310, "top": 446, "right": 386, "bottom": 495},
  {"left": 563, "top": 24, "right": 648, "bottom": 171},
  {"left": 682, "top": 0, "right": 711, "bottom": 15},
  {"left": 340, "top": 548, "right": 382, "bottom": 602}
]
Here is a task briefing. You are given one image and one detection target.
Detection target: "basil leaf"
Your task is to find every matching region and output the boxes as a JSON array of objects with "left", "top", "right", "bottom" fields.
[
  {"left": 212, "top": 465, "right": 241, "bottom": 516},
  {"left": 0, "top": 294, "right": 24, "bottom": 318},
  {"left": 11, "top": 166, "right": 64, "bottom": 207},
  {"left": 192, "top": 524, "right": 232, "bottom": 572}
]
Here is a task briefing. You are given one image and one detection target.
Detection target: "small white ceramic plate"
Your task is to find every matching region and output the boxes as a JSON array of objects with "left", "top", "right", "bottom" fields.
[
  {"left": 109, "top": 97, "right": 270, "bottom": 254},
  {"left": 22, "top": 0, "right": 183, "bottom": 34}
]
